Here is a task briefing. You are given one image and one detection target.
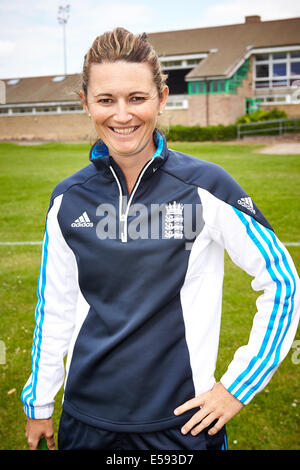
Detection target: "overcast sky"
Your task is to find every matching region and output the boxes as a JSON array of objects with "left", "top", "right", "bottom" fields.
[{"left": 0, "top": 0, "right": 299, "bottom": 79}]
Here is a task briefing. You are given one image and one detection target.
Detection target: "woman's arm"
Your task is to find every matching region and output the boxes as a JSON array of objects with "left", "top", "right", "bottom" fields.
[
  {"left": 21, "top": 194, "right": 79, "bottom": 448},
  {"left": 176, "top": 186, "right": 299, "bottom": 435}
]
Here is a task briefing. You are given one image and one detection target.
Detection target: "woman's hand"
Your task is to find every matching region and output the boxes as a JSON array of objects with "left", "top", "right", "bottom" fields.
[
  {"left": 174, "top": 382, "right": 244, "bottom": 436},
  {"left": 25, "top": 417, "right": 56, "bottom": 450}
]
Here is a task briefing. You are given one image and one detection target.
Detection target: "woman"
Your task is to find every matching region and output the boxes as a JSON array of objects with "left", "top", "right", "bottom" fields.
[{"left": 22, "top": 28, "right": 299, "bottom": 451}]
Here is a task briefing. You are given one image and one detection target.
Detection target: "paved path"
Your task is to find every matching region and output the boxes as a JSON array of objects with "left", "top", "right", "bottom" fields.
[{"left": 257, "top": 143, "right": 300, "bottom": 154}]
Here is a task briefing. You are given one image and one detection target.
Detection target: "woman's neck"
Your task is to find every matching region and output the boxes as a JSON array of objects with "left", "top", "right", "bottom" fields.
[{"left": 110, "top": 140, "right": 156, "bottom": 195}]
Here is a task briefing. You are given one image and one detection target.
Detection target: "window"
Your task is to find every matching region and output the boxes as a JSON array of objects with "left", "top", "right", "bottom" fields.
[
  {"left": 198, "top": 81, "right": 206, "bottom": 93},
  {"left": 255, "top": 81, "right": 269, "bottom": 88},
  {"left": 272, "top": 79, "right": 288, "bottom": 87},
  {"left": 165, "top": 98, "right": 188, "bottom": 109},
  {"left": 273, "top": 63, "right": 286, "bottom": 77},
  {"left": 256, "top": 64, "right": 269, "bottom": 77},
  {"left": 255, "top": 54, "right": 268, "bottom": 61},
  {"left": 254, "top": 51, "right": 300, "bottom": 89},
  {"left": 259, "top": 95, "right": 299, "bottom": 105},
  {"left": 161, "top": 60, "right": 182, "bottom": 68},
  {"left": 60, "top": 105, "right": 83, "bottom": 112},
  {"left": 211, "top": 81, "right": 219, "bottom": 92},
  {"left": 186, "top": 59, "right": 201, "bottom": 66},
  {"left": 36, "top": 106, "right": 58, "bottom": 113},
  {"left": 12, "top": 107, "right": 33, "bottom": 113},
  {"left": 291, "top": 62, "right": 300, "bottom": 75},
  {"left": 219, "top": 80, "right": 226, "bottom": 92},
  {"left": 190, "top": 82, "right": 198, "bottom": 94},
  {"left": 0, "top": 102, "right": 86, "bottom": 116},
  {"left": 272, "top": 53, "right": 286, "bottom": 60}
]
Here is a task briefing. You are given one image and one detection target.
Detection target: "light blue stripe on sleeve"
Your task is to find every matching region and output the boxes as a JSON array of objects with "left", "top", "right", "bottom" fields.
[
  {"left": 21, "top": 224, "right": 49, "bottom": 418},
  {"left": 238, "top": 220, "right": 295, "bottom": 403},
  {"left": 228, "top": 208, "right": 295, "bottom": 403}
]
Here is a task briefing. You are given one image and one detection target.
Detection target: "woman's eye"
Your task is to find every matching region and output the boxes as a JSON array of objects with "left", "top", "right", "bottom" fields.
[
  {"left": 98, "top": 99, "right": 113, "bottom": 104},
  {"left": 131, "top": 96, "right": 145, "bottom": 103}
]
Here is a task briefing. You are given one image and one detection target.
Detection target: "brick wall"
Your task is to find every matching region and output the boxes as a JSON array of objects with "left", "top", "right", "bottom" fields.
[
  {"left": 261, "top": 103, "right": 300, "bottom": 117},
  {"left": 157, "top": 108, "right": 189, "bottom": 127},
  {"left": 0, "top": 109, "right": 189, "bottom": 141},
  {"left": 0, "top": 113, "right": 96, "bottom": 142},
  {"left": 187, "top": 94, "right": 207, "bottom": 126}
]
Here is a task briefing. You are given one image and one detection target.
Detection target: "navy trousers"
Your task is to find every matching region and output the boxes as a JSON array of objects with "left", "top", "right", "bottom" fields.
[{"left": 58, "top": 410, "right": 228, "bottom": 450}]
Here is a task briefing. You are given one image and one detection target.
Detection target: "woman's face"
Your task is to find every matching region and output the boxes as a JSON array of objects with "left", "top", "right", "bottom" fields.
[{"left": 81, "top": 61, "right": 169, "bottom": 161}]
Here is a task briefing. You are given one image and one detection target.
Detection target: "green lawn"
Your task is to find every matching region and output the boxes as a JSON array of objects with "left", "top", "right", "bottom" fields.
[{"left": 0, "top": 141, "right": 299, "bottom": 450}]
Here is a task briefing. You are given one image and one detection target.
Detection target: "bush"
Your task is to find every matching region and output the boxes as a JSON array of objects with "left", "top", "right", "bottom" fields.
[
  {"left": 235, "top": 107, "right": 288, "bottom": 124},
  {"left": 163, "top": 124, "right": 237, "bottom": 142}
]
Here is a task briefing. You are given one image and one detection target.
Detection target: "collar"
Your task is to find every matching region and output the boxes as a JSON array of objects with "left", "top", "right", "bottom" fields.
[{"left": 89, "top": 128, "right": 168, "bottom": 172}]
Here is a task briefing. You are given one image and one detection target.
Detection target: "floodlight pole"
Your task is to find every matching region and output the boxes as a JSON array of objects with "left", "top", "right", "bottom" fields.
[{"left": 57, "top": 5, "right": 70, "bottom": 76}]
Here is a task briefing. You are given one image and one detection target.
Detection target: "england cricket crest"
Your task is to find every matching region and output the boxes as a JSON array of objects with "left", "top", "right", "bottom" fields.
[{"left": 164, "top": 201, "right": 184, "bottom": 239}]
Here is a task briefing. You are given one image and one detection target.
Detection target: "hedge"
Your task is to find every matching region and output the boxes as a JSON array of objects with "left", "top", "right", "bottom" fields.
[
  {"left": 162, "top": 124, "right": 238, "bottom": 142},
  {"left": 160, "top": 108, "right": 300, "bottom": 142}
]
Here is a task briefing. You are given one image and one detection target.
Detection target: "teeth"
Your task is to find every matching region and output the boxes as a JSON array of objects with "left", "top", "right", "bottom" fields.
[{"left": 112, "top": 127, "right": 137, "bottom": 134}]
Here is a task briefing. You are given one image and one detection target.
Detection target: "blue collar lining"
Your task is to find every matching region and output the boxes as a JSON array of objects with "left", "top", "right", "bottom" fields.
[{"left": 90, "top": 129, "right": 164, "bottom": 161}]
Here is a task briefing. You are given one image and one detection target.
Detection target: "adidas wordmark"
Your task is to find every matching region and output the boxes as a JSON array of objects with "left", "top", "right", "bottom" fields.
[{"left": 71, "top": 211, "right": 94, "bottom": 227}]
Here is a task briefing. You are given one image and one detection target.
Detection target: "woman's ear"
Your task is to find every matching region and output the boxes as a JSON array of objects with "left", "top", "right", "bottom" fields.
[
  {"left": 159, "top": 85, "right": 169, "bottom": 114},
  {"left": 79, "top": 90, "right": 90, "bottom": 117}
]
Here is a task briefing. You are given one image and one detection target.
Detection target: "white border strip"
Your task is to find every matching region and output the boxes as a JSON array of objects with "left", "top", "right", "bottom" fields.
[{"left": 0, "top": 241, "right": 42, "bottom": 245}]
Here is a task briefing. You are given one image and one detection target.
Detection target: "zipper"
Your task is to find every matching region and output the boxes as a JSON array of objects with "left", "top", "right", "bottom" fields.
[{"left": 109, "top": 159, "right": 155, "bottom": 242}]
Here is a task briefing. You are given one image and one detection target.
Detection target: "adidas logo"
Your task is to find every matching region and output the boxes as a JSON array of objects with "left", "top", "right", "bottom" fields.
[
  {"left": 71, "top": 211, "right": 94, "bottom": 228},
  {"left": 237, "top": 197, "right": 256, "bottom": 214}
]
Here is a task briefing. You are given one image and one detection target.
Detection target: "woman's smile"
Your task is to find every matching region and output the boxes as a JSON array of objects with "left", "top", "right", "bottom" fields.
[{"left": 108, "top": 125, "right": 141, "bottom": 136}]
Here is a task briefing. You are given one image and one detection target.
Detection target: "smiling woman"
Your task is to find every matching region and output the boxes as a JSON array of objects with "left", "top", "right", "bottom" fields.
[
  {"left": 79, "top": 28, "right": 169, "bottom": 193},
  {"left": 22, "top": 27, "right": 300, "bottom": 452},
  {"left": 80, "top": 60, "right": 168, "bottom": 190}
]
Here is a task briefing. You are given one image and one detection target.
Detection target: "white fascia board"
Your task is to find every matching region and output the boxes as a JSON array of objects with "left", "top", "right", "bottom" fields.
[
  {"left": 159, "top": 53, "right": 208, "bottom": 61},
  {"left": 250, "top": 44, "right": 300, "bottom": 55},
  {"left": 0, "top": 100, "right": 81, "bottom": 108}
]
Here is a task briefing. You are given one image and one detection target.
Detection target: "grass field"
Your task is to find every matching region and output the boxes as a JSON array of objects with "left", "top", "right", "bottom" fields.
[{"left": 0, "top": 140, "right": 299, "bottom": 450}]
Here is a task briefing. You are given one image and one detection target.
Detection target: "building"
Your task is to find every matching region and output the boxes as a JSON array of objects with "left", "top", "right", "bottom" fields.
[{"left": 1, "top": 15, "right": 300, "bottom": 140}]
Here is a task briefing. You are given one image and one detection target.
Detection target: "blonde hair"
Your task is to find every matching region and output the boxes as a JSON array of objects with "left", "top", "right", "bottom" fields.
[{"left": 81, "top": 27, "right": 168, "bottom": 98}]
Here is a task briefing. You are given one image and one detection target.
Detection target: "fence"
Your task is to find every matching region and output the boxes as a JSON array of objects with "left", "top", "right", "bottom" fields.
[{"left": 237, "top": 118, "right": 300, "bottom": 139}]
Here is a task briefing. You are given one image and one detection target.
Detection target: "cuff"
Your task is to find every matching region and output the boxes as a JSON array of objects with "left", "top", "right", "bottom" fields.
[
  {"left": 220, "top": 374, "right": 250, "bottom": 405},
  {"left": 24, "top": 403, "right": 54, "bottom": 419}
]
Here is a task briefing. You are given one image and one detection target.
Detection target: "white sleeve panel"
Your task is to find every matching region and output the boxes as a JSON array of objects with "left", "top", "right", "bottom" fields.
[
  {"left": 21, "top": 194, "right": 79, "bottom": 419},
  {"left": 198, "top": 188, "right": 300, "bottom": 404}
]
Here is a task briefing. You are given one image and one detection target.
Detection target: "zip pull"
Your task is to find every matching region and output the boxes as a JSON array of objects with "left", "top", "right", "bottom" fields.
[
  {"left": 109, "top": 166, "right": 127, "bottom": 242},
  {"left": 109, "top": 159, "right": 155, "bottom": 243}
]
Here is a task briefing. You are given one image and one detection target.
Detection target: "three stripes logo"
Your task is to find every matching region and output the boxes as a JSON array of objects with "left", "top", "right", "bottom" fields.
[
  {"left": 71, "top": 211, "right": 93, "bottom": 228},
  {"left": 237, "top": 197, "right": 256, "bottom": 214}
]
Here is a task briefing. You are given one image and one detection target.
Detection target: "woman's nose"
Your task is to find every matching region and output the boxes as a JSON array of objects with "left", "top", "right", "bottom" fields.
[{"left": 114, "top": 101, "right": 132, "bottom": 123}]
